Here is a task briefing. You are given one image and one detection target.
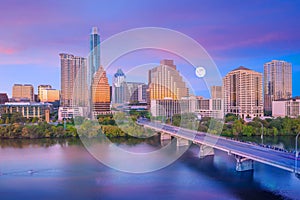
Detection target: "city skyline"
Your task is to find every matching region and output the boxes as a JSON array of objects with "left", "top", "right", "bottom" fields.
[{"left": 0, "top": 1, "right": 299, "bottom": 97}]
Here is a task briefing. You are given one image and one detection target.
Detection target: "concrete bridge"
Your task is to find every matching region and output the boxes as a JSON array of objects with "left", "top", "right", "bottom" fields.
[{"left": 137, "top": 119, "right": 300, "bottom": 174}]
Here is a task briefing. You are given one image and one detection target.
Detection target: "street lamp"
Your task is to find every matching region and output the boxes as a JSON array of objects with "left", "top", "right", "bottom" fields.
[
  {"left": 258, "top": 122, "right": 264, "bottom": 144},
  {"left": 295, "top": 132, "right": 300, "bottom": 174}
]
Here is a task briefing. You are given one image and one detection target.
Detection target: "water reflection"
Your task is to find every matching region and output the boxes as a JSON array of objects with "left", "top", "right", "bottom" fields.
[{"left": 0, "top": 137, "right": 300, "bottom": 200}]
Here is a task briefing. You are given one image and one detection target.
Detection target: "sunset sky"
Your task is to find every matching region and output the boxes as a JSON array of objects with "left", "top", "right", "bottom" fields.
[{"left": 0, "top": 0, "right": 299, "bottom": 97}]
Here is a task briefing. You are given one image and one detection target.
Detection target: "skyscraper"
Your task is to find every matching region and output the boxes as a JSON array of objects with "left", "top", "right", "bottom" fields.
[
  {"left": 126, "top": 82, "right": 148, "bottom": 103},
  {"left": 264, "top": 60, "right": 292, "bottom": 113},
  {"left": 12, "top": 84, "right": 34, "bottom": 102},
  {"left": 211, "top": 86, "right": 223, "bottom": 99},
  {"left": 73, "top": 56, "right": 88, "bottom": 107},
  {"left": 60, "top": 53, "right": 87, "bottom": 107},
  {"left": 88, "top": 27, "right": 100, "bottom": 87},
  {"left": 148, "top": 60, "right": 189, "bottom": 100},
  {"left": 112, "top": 69, "right": 126, "bottom": 104},
  {"left": 92, "top": 66, "right": 111, "bottom": 115},
  {"left": 223, "top": 66, "right": 263, "bottom": 119}
]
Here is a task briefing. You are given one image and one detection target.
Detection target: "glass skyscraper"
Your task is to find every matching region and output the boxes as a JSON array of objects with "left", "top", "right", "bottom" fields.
[
  {"left": 264, "top": 60, "right": 292, "bottom": 113},
  {"left": 88, "top": 27, "right": 100, "bottom": 86}
]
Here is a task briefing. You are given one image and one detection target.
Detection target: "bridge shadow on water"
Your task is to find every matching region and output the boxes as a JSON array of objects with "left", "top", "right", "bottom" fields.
[{"left": 179, "top": 145, "right": 291, "bottom": 200}]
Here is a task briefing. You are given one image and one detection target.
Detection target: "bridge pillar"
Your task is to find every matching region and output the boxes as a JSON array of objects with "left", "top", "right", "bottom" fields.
[
  {"left": 160, "top": 132, "right": 171, "bottom": 140},
  {"left": 198, "top": 144, "right": 214, "bottom": 158},
  {"left": 235, "top": 156, "right": 254, "bottom": 172},
  {"left": 176, "top": 137, "right": 190, "bottom": 147}
]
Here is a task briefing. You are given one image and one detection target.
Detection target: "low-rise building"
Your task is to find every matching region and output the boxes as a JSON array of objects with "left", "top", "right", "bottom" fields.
[
  {"left": 0, "top": 93, "right": 9, "bottom": 104},
  {"left": 58, "top": 107, "right": 88, "bottom": 121},
  {"left": 0, "top": 102, "right": 52, "bottom": 119},
  {"left": 150, "top": 96, "right": 224, "bottom": 119},
  {"left": 272, "top": 98, "right": 300, "bottom": 118}
]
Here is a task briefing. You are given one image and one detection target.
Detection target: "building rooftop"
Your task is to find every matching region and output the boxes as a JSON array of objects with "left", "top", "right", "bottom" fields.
[
  {"left": 114, "top": 69, "right": 125, "bottom": 77},
  {"left": 232, "top": 66, "right": 252, "bottom": 71}
]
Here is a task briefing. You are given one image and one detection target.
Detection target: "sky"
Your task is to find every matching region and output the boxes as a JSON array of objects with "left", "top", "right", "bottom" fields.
[{"left": 0, "top": 0, "right": 299, "bottom": 97}]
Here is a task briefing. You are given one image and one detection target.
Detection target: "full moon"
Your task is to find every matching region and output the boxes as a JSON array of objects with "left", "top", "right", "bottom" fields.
[{"left": 195, "top": 66, "right": 206, "bottom": 78}]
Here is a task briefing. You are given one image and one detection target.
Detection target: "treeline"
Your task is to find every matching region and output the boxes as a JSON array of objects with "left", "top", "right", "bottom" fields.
[
  {"left": 0, "top": 122, "right": 77, "bottom": 139},
  {"left": 76, "top": 112, "right": 154, "bottom": 138},
  {"left": 170, "top": 113, "right": 300, "bottom": 137}
]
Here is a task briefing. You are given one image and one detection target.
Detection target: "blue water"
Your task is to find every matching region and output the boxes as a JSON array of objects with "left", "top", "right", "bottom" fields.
[{"left": 0, "top": 138, "right": 299, "bottom": 200}]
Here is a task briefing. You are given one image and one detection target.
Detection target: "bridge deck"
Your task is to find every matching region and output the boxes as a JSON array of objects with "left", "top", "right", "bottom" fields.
[{"left": 138, "top": 120, "right": 299, "bottom": 173}]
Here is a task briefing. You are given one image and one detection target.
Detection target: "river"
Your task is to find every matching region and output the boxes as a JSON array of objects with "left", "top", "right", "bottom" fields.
[{"left": 0, "top": 136, "right": 300, "bottom": 200}]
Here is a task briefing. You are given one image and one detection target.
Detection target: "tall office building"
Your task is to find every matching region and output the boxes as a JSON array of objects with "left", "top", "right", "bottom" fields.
[
  {"left": 264, "top": 60, "right": 292, "bottom": 113},
  {"left": 38, "top": 85, "right": 52, "bottom": 102},
  {"left": 92, "top": 66, "right": 111, "bottom": 114},
  {"left": 12, "top": 84, "right": 34, "bottom": 102},
  {"left": 126, "top": 82, "right": 148, "bottom": 103},
  {"left": 112, "top": 69, "right": 126, "bottom": 104},
  {"left": 148, "top": 60, "right": 189, "bottom": 100},
  {"left": 88, "top": 27, "right": 100, "bottom": 87},
  {"left": 60, "top": 53, "right": 87, "bottom": 107},
  {"left": 211, "top": 86, "right": 223, "bottom": 99},
  {"left": 73, "top": 56, "right": 88, "bottom": 107},
  {"left": 223, "top": 66, "right": 263, "bottom": 119}
]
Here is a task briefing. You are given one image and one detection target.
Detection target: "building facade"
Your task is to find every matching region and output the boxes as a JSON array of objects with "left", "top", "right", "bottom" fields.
[
  {"left": 92, "top": 66, "right": 111, "bottom": 115},
  {"left": 112, "top": 69, "right": 126, "bottom": 104},
  {"left": 148, "top": 60, "right": 189, "bottom": 100},
  {"left": 272, "top": 98, "right": 300, "bottom": 118},
  {"left": 0, "top": 102, "right": 51, "bottom": 119},
  {"left": 12, "top": 84, "right": 34, "bottom": 102},
  {"left": 223, "top": 66, "right": 263, "bottom": 119},
  {"left": 264, "top": 60, "right": 292, "bottom": 113},
  {"left": 126, "top": 82, "right": 148, "bottom": 103},
  {"left": 88, "top": 27, "right": 100, "bottom": 87},
  {"left": 150, "top": 97, "right": 223, "bottom": 119},
  {"left": 0, "top": 93, "right": 9, "bottom": 104},
  {"left": 58, "top": 106, "right": 88, "bottom": 121},
  {"left": 211, "top": 86, "right": 223, "bottom": 99},
  {"left": 41, "top": 89, "right": 60, "bottom": 103},
  {"left": 60, "top": 53, "right": 87, "bottom": 107},
  {"left": 38, "top": 85, "right": 52, "bottom": 102}
]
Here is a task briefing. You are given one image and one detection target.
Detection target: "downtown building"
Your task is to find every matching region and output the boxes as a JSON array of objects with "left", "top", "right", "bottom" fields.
[
  {"left": 92, "top": 66, "right": 111, "bottom": 115},
  {"left": 0, "top": 102, "right": 52, "bottom": 121},
  {"left": 0, "top": 93, "right": 9, "bottom": 104},
  {"left": 223, "top": 66, "right": 263, "bottom": 119},
  {"left": 264, "top": 60, "right": 292, "bottom": 114},
  {"left": 60, "top": 53, "right": 87, "bottom": 107},
  {"left": 112, "top": 69, "right": 126, "bottom": 104},
  {"left": 112, "top": 68, "right": 148, "bottom": 106},
  {"left": 12, "top": 84, "right": 34, "bottom": 102},
  {"left": 38, "top": 85, "right": 52, "bottom": 102},
  {"left": 150, "top": 96, "right": 224, "bottom": 119},
  {"left": 148, "top": 60, "right": 189, "bottom": 100},
  {"left": 272, "top": 97, "right": 300, "bottom": 118}
]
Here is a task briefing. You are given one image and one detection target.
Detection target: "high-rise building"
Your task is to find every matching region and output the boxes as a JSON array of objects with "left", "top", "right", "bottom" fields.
[
  {"left": 223, "top": 66, "right": 263, "bottom": 119},
  {"left": 264, "top": 60, "right": 292, "bottom": 113},
  {"left": 126, "top": 82, "right": 148, "bottom": 103},
  {"left": 73, "top": 56, "right": 88, "bottom": 107},
  {"left": 60, "top": 53, "right": 87, "bottom": 107},
  {"left": 148, "top": 60, "right": 189, "bottom": 100},
  {"left": 12, "top": 84, "right": 34, "bottom": 102},
  {"left": 211, "top": 86, "right": 223, "bottom": 99},
  {"left": 112, "top": 69, "right": 126, "bottom": 104},
  {"left": 38, "top": 85, "right": 52, "bottom": 102},
  {"left": 92, "top": 66, "right": 111, "bottom": 115},
  {"left": 88, "top": 27, "right": 100, "bottom": 87}
]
